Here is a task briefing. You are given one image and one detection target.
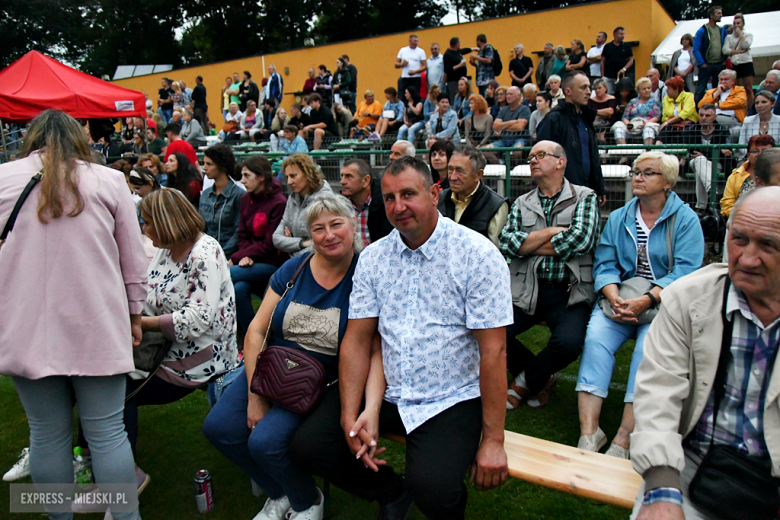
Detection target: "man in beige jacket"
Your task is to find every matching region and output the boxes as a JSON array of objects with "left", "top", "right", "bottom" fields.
[{"left": 630, "top": 186, "right": 780, "bottom": 520}]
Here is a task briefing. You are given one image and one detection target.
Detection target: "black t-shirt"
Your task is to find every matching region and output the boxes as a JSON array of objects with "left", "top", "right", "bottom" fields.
[
  {"left": 568, "top": 52, "right": 588, "bottom": 73},
  {"left": 290, "top": 113, "right": 311, "bottom": 129},
  {"left": 443, "top": 48, "right": 471, "bottom": 79},
  {"left": 347, "top": 64, "right": 358, "bottom": 93},
  {"left": 601, "top": 42, "right": 634, "bottom": 79},
  {"left": 309, "top": 105, "right": 338, "bottom": 135},
  {"left": 509, "top": 56, "right": 534, "bottom": 87},
  {"left": 192, "top": 84, "right": 207, "bottom": 110}
]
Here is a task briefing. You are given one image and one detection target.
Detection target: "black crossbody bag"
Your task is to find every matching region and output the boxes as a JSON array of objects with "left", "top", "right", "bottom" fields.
[
  {"left": 0, "top": 172, "right": 43, "bottom": 252},
  {"left": 688, "top": 277, "right": 780, "bottom": 520}
]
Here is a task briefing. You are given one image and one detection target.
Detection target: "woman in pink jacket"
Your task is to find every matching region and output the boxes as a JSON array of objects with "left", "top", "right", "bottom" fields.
[{"left": 0, "top": 111, "right": 146, "bottom": 520}]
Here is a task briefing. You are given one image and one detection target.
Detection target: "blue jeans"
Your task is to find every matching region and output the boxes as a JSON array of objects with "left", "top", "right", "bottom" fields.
[
  {"left": 230, "top": 263, "right": 279, "bottom": 332},
  {"left": 13, "top": 375, "right": 140, "bottom": 520},
  {"left": 397, "top": 122, "right": 425, "bottom": 143},
  {"left": 160, "top": 108, "right": 173, "bottom": 124},
  {"left": 575, "top": 305, "right": 651, "bottom": 403},
  {"left": 202, "top": 375, "right": 318, "bottom": 512},
  {"left": 493, "top": 137, "right": 526, "bottom": 149},
  {"left": 695, "top": 62, "right": 725, "bottom": 106}
]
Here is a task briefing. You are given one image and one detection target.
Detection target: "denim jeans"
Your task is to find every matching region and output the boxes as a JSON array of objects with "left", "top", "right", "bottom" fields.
[
  {"left": 160, "top": 108, "right": 173, "bottom": 124},
  {"left": 230, "top": 263, "right": 279, "bottom": 332},
  {"left": 575, "top": 305, "right": 651, "bottom": 403},
  {"left": 13, "top": 375, "right": 140, "bottom": 520},
  {"left": 397, "top": 122, "right": 425, "bottom": 143},
  {"left": 695, "top": 62, "right": 725, "bottom": 106},
  {"left": 202, "top": 375, "right": 318, "bottom": 512}
]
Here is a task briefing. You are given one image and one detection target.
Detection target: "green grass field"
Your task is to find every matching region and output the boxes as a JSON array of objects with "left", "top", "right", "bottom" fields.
[{"left": 0, "top": 326, "right": 636, "bottom": 520}]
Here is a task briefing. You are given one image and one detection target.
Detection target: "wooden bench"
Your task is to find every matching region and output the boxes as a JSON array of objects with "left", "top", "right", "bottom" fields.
[{"left": 381, "top": 430, "right": 642, "bottom": 509}]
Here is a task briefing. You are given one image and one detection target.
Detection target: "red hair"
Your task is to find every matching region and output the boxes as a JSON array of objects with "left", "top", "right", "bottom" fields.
[
  {"left": 748, "top": 134, "right": 776, "bottom": 151},
  {"left": 665, "top": 76, "right": 685, "bottom": 92}
]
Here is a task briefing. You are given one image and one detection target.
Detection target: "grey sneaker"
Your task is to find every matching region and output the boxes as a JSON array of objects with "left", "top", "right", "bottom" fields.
[{"left": 577, "top": 428, "right": 607, "bottom": 452}]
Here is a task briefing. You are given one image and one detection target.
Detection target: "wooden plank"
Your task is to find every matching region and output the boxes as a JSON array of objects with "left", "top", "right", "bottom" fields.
[{"left": 504, "top": 431, "right": 641, "bottom": 509}]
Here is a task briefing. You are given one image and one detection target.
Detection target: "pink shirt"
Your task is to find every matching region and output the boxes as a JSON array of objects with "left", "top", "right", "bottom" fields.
[{"left": 0, "top": 153, "right": 148, "bottom": 379}]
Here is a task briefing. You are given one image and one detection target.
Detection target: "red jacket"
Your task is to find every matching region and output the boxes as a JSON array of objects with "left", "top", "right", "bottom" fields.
[{"left": 231, "top": 177, "right": 288, "bottom": 266}]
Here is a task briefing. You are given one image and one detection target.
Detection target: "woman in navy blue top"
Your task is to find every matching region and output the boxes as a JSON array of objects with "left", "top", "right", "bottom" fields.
[{"left": 203, "top": 193, "right": 362, "bottom": 520}]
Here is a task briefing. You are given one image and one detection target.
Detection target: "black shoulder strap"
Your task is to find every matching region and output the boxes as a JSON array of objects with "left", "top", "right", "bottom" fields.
[
  {"left": 710, "top": 276, "right": 734, "bottom": 446},
  {"left": 1, "top": 172, "right": 43, "bottom": 244},
  {"left": 288, "top": 252, "right": 314, "bottom": 288}
]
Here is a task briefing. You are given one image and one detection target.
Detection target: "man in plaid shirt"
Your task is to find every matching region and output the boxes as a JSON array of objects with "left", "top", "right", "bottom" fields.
[
  {"left": 499, "top": 140, "right": 600, "bottom": 409},
  {"left": 340, "top": 158, "right": 393, "bottom": 247}
]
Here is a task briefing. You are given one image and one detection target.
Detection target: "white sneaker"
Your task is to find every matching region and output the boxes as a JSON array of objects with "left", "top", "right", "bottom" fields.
[
  {"left": 3, "top": 448, "right": 30, "bottom": 482},
  {"left": 253, "top": 495, "right": 292, "bottom": 520},
  {"left": 285, "top": 488, "right": 324, "bottom": 520}
]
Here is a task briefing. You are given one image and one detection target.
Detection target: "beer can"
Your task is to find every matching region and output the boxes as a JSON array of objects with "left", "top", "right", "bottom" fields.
[{"left": 194, "top": 469, "right": 214, "bottom": 513}]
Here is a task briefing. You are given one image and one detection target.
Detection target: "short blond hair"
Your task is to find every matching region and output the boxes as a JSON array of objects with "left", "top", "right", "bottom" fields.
[
  {"left": 139, "top": 189, "right": 204, "bottom": 247},
  {"left": 281, "top": 153, "right": 324, "bottom": 193},
  {"left": 633, "top": 151, "right": 679, "bottom": 188},
  {"left": 635, "top": 77, "right": 652, "bottom": 91}
]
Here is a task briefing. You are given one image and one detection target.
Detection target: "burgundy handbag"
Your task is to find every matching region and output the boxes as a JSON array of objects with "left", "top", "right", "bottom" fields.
[{"left": 250, "top": 254, "right": 334, "bottom": 415}]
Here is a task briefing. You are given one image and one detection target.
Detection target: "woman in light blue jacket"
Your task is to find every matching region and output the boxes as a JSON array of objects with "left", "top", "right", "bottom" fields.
[
  {"left": 426, "top": 93, "right": 460, "bottom": 148},
  {"left": 575, "top": 151, "right": 704, "bottom": 459}
]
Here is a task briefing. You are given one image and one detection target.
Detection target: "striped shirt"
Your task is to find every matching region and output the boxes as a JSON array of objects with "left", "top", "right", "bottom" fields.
[
  {"left": 686, "top": 283, "right": 780, "bottom": 458},
  {"left": 635, "top": 206, "right": 654, "bottom": 280},
  {"left": 499, "top": 186, "right": 600, "bottom": 283}
]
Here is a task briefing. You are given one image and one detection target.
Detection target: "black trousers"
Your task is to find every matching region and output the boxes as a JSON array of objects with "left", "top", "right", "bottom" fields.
[
  {"left": 290, "top": 386, "right": 483, "bottom": 520},
  {"left": 506, "top": 285, "right": 591, "bottom": 394},
  {"left": 399, "top": 77, "right": 421, "bottom": 102}
]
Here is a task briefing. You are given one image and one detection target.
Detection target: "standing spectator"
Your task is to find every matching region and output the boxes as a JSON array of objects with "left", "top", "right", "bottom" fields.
[
  {"left": 470, "top": 34, "right": 495, "bottom": 97},
  {"left": 265, "top": 64, "right": 284, "bottom": 105},
  {"left": 171, "top": 81, "right": 185, "bottom": 111},
  {"left": 238, "top": 100, "right": 263, "bottom": 142},
  {"left": 565, "top": 39, "right": 588, "bottom": 75},
  {"left": 739, "top": 90, "right": 780, "bottom": 146},
  {"left": 302, "top": 68, "right": 317, "bottom": 95},
  {"left": 490, "top": 86, "right": 508, "bottom": 119},
  {"left": 179, "top": 80, "right": 193, "bottom": 106},
  {"left": 698, "top": 69, "right": 747, "bottom": 126},
  {"left": 158, "top": 78, "right": 174, "bottom": 123},
  {"left": 529, "top": 90, "right": 553, "bottom": 141},
  {"left": 165, "top": 152, "right": 203, "bottom": 207},
  {"left": 576, "top": 152, "right": 704, "bottom": 459},
  {"left": 485, "top": 86, "right": 531, "bottom": 149},
  {"left": 396, "top": 34, "right": 427, "bottom": 100},
  {"left": 349, "top": 90, "right": 383, "bottom": 141},
  {"left": 229, "top": 72, "right": 241, "bottom": 106},
  {"left": 646, "top": 68, "right": 667, "bottom": 105},
  {"left": 587, "top": 32, "right": 608, "bottom": 82},
  {"left": 229, "top": 156, "right": 287, "bottom": 333},
  {"left": 723, "top": 13, "right": 755, "bottom": 110},
  {"left": 550, "top": 46, "right": 568, "bottom": 78},
  {"left": 537, "top": 71, "right": 606, "bottom": 202},
  {"left": 500, "top": 140, "right": 601, "bottom": 409},
  {"left": 273, "top": 153, "right": 334, "bottom": 257},
  {"left": 222, "top": 77, "right": 234, "bottom": 120},
  {"left": 342, "top": 55, "right": 358, "bottom": 114},
  {"left": 612, "top": 77, "right": 662, "bottom": 145},
  {"left": 163, "top": 122, "right": 199, "bottom": 167},
  {"left": 693, "top": 5, "right": 728, "bottom": 105},
  {"left": 333, "top": 57, "right": 353, "bottom": 108},
  {"left": 427, "top": 43, "right": 444, "bottom": 92},
  {"left": 667, "top": 34, "right": 697, "bottom": 94},
  {"left": 369, "top": 87, "right": 404, "bottom": 142},
  {"left": 536, "top": 42, "right": 556, "bottom": 90},
  {"left": 628, "top": 187, "right": 780, "bottom": 520},
  {"left": 509, "top": 43, "right": 534, "bottom": 88},
  {"left": 438, "top": 145, "right": 508, "bottom": 247},
  {"left": 426, "top": 93, "right": 460, "bottom": 148},
  {"left": 452, "top": 77, "right": 473, "bottom": 125},
  {"left": 300, "top": 93, "right": 338, "bottom": 150},
  {"left": 443, "top": 37, "right": 471, "bottom": 101},
  {"left": 656, "top": 76, "right": 699, "bottom": 144},
  {"left": 339, "top": 158, "right": 393, "bottom": 246},
  {"left": 397, "top": 85, "right": 425, "bottom": 144},
  {"left": 238, "top": 71, "right": 260, "bottom": 112},
  {"left": 683, "top": 104, "right": 733, "bottom": 212},
  {"left": 314, "top": 65, "right": 334, "bottom": 107},
  {"left": 588, "top": 78, "right": 617, "bottom": 142},
  {"left": 720, "top": 135, "right": 776, "bottom": 218},
  {"left": 192, "top": 75, "right": 208, "bottom": 132},
  {"left": 601, "top": 27, "right": 635, "bottom": 94},
  {"left": 546, "top": 75, "right": 565, "bottom": 107},
  {"left": 464, "top": 94, "right": 494, "bottom": 148},
  {"left": 0, "top": 111, "right": 144, "bottom": 518},
  {"left": 200, "top": 144, "right": 242, "bottom": 257}
]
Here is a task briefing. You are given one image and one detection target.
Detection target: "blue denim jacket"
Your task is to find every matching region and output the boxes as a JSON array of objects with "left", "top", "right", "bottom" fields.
[
  {"left": 427, "top": 109, "right": 460, "bottom": 141},
  {"left": 199, "top": 180, "right": 244, "bottom": 257}
]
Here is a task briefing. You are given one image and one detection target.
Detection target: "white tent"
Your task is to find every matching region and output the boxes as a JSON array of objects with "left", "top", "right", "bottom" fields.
[{"left": 651, "top": 11, "right": 780, "bottom": 72}]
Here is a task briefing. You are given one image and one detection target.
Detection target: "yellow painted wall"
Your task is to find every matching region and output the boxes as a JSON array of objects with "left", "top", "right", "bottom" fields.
[{"left": 114, "top": 0, "right": 675, "bottom": 117}]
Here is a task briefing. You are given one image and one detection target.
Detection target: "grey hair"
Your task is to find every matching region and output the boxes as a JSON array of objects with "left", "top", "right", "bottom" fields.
[
  {"left": 453, "top": 145, "right": 487, "bottom": 173},
  {"left": 184, "top": 108, "right": 194, "bottom": 117},
  {"left": 554, "top": 45, "right": 566, "bottom": 58},
  {"left": 718, "top": 69, "right": 737, "bottom": 81},
  {"left": 304, "top": 193, "right": 364, "bottom": 253},
  {"left": 633, "top": 151, "right": 679, "bottom": 188},
  {"left": 768, "top": 70, "right": 780, "bottom": 81},
  {"left": 547, "top": 74, "right": 561, "bottom": 86},
  {"left": 522, "top": 83, "right": 538, "bottom": 96},
  {"left": 592, "top": 78, "right": 608, "bottom": 91},
  {"left": 395, "top": 140, "right": 416, "bottom": 157}
]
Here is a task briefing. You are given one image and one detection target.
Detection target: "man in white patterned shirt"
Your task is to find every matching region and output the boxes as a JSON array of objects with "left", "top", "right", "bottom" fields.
[{"left": 291, "top": 156, "right": 513, "bottom": 520}]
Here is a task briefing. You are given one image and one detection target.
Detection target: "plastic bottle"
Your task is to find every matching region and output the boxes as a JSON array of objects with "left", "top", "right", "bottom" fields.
[{"left": 73, "top": 447, "right": 93, "bottom": 484}]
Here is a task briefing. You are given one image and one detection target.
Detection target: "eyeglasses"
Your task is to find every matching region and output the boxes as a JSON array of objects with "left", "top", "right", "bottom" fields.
[
  {"left": 629, "top": 169, "right": 664, "bottom": 178},
  {"left": 527, "top": 152, "right": 561, "bottom": 163}
]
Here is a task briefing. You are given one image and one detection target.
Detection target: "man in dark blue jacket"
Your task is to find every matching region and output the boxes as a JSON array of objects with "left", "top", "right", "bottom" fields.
[{"left": 693, "top": 6, "right": 728, "bottom": 105}]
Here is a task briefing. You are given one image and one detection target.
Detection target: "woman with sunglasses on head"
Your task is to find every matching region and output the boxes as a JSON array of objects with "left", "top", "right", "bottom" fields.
[{"left": 575, "top": 151, "right": 703, "bottom": 458}]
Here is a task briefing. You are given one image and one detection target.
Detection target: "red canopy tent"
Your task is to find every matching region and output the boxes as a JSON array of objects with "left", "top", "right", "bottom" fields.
[{"left": 0, "top": 50, "right": 146, "bottom": 122}]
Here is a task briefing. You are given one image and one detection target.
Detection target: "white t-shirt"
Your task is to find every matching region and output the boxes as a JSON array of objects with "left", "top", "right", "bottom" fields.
[
  {"left": 677, "top": 51, "right": 692, "bottom": 73},
  {"left": 427, "top": 54, "right": 444, "bottom": 88},
  {"left": 397, "top": 46, "right": 427, "bottom": 78},
  {"left": 717, "top": 89, "right": 736, "bottom": 117},
  {"left": 587, "top": 44, "right": 604, "bottom": 77}
]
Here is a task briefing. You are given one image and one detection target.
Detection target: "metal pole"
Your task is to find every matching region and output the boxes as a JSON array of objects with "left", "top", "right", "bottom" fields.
[
  {"left": 0, "top": 118, "right": 9, "bottom": 163},
  {"left": 710, "top": 146, "right": 720, "bottom": 207},
  {"left": 504, "top": 150, "right": 511, "bottom": 198}
]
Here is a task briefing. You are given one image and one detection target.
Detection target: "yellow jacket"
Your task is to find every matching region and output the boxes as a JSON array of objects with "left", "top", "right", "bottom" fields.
[
  {"left": 720, "top": 161, "right": 751, "bottom": 217},
  {"left": 662, "top": 91, "right": 698, "bottom": 123}
]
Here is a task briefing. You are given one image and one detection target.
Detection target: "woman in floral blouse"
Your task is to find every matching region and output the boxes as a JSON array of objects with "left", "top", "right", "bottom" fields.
[
  {"left": 129, "top": 189, "right": 239, "bottom": 487},
  {"left": 611, "top": 77, "right": 661, "bottom": 145}
]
